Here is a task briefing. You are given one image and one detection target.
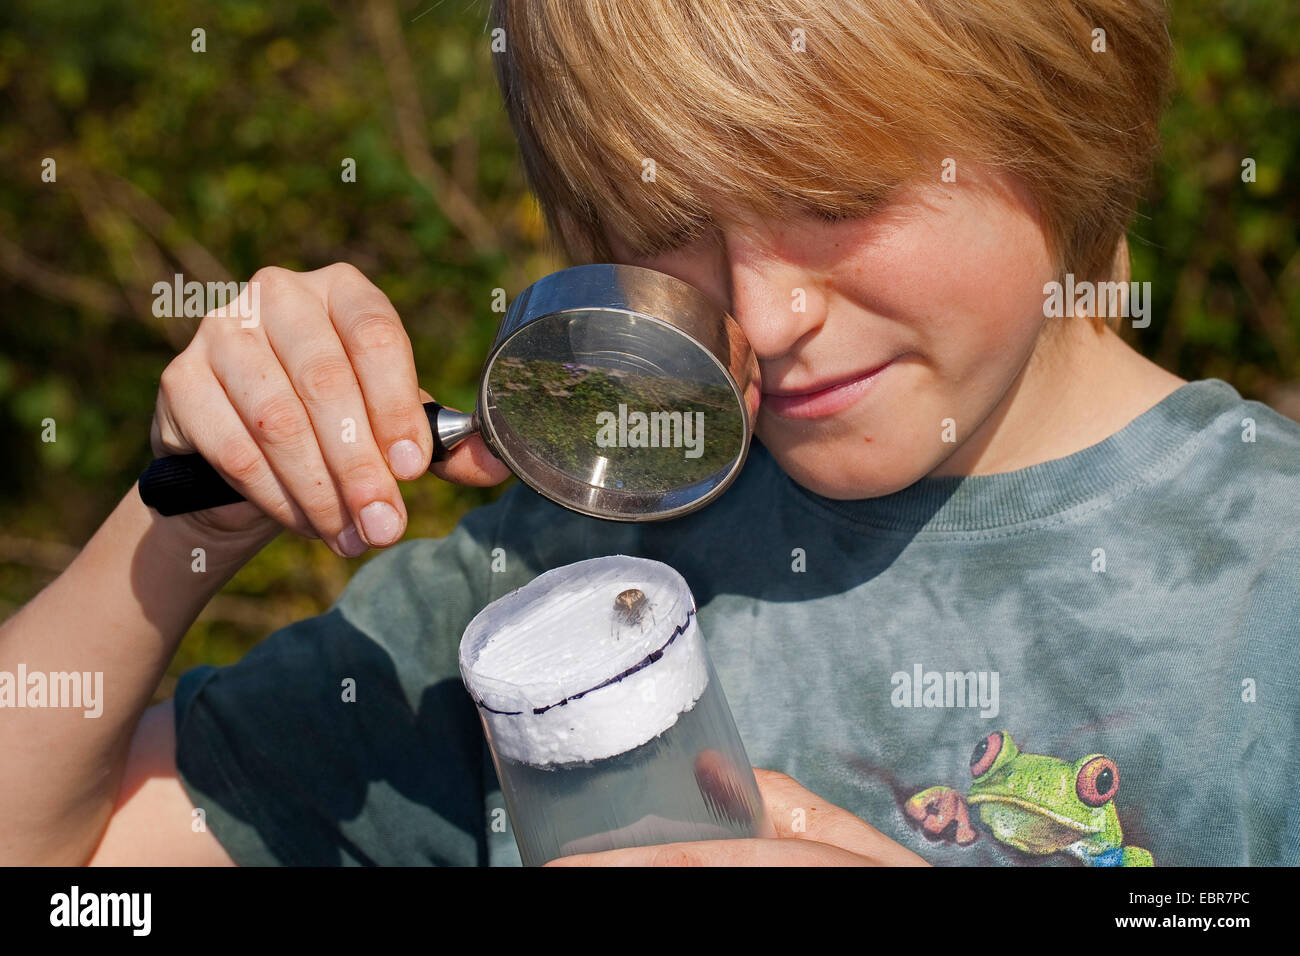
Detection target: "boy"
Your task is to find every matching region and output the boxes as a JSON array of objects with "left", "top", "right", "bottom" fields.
[{"left": 2, "top": 0, "right": 1296, "bottom": 866}]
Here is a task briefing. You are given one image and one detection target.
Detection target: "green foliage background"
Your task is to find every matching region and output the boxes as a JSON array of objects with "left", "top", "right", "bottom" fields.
[{"left": 0, "top": 0, "right": 1296, "bottom": 696}]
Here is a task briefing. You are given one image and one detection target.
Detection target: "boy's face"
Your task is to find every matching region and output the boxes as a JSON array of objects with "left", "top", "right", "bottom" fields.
[{"left": 605, "top": 166, "right": 1060, "bottom": 499}]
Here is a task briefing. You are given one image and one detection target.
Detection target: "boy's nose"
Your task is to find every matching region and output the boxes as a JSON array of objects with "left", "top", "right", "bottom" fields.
[{"left": 721, "top": 228, "right": 826, "bottom": 361}]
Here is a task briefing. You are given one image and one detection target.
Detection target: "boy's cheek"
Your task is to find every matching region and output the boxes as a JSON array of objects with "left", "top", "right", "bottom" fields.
[
  {"left": 855, "top": 244, "right": 1049, "bottom": 349},
  {"left": 837, "top": 172, "right": 1054, "bottom": 340},
  {"left": 874, "top": 230, "right": 1051, "bottom": 400}
]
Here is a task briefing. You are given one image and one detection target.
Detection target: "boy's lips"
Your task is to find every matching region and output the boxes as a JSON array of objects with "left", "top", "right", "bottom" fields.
[{"left": 761, "top": 359, "right": 895, "bottom": 420}]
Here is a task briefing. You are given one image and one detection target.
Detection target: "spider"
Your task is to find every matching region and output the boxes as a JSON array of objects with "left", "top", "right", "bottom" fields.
[{"left": 610, "top": 588, "right": 655, "bottom": 640}]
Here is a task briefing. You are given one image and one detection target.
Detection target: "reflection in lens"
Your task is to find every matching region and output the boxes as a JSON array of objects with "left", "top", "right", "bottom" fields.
[{"left": 482, "top": 310, "right": 746, "bottom": 508}]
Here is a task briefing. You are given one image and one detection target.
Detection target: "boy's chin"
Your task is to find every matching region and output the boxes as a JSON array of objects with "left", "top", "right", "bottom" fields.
[{"left": 765, "top": 441, "right": 932, "bottom": 502}]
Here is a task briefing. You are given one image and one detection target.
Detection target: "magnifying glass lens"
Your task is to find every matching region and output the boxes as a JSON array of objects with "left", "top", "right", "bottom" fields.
[{"left": 482, "top": 309, "right": 747, "bottom": 518}]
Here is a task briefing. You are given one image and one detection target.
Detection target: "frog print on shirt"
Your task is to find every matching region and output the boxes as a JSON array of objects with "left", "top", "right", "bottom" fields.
[{"left": 905, "top": 730, "right": 1154, "bottom": 867}]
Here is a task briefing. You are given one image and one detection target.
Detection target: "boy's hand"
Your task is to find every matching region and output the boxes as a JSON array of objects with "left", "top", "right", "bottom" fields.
[
  {"left": 544, "top": 768, "right": 930, "bottom": 866},
  {"left": 150, "top": 263, "right": 510, "bottom": 558}
]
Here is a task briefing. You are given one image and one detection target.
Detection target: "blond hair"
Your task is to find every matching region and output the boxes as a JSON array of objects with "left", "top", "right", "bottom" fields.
[{"left": 491, "top": 0, "right": 1171, "bottom": 295}]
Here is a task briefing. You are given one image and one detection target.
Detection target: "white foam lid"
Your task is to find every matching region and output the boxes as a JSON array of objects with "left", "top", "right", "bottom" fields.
[{"left": 459, "top": 555, "right": 708, "bottom": 766}]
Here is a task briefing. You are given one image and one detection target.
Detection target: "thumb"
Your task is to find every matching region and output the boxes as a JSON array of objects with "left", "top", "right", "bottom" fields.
[
  {"left": 420, "top": 388, "right": 513, "bottom": 487},
  {"left": 754, "top": 768, "right": 929, "bottom": 865}
]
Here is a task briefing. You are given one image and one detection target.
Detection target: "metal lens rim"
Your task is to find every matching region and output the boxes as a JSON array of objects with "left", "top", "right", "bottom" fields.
[{"left": 477, "top": 307, "right": 753, "bottom": 521}]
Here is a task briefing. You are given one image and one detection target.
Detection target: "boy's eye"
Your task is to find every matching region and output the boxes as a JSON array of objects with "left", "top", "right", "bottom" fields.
[
  {"left": 810, "top": 207, "right": 855, "bottom": 223},
  {"left": 799, "top": 190, "right": 892, "bottom": 224},
  {"left": 643, "top": 218, "right": 711, "bottom": 255},
  {"left": 806, "top": 199, "right": 881, "bottom": 223}
]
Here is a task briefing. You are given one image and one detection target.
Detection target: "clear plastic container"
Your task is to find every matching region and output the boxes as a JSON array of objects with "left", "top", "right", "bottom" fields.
[{"left": 459, "top": 555, "right": 768, "bottom": 865}]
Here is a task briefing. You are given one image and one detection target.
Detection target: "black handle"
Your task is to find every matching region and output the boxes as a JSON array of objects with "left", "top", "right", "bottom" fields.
[
  {"left": 138, "top": 453, "right": 248, "bottom": 515},
  {"left": 425, "top": 400, "right": 450, "bottom": 460},
  {"left": 139, "top": 401, "right": 450, "bottom": 516}
]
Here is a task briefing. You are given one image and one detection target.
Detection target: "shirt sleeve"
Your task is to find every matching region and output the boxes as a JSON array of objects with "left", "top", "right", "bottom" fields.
[{"left": 172, "top": 492, "right": 516, "bottom": 866}]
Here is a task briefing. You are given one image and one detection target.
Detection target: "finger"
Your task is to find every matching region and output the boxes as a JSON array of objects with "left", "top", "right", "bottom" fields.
[
  {"left": 754, "top": 768, "right": 930, "bottom": 865},
  {"left": 428, "top": 430, "right": 514, "bottom": 487},
  {"left": 544, "top": 838, "right": 873, "bottom": 867},
  {"left": 156, "top": 362, "right": 318, "bottom": 539},
  {"left": 207, "top": 323, "right": 370, "bottom": 556},
  {"left": 253, "top": 278, "right": 409, "bottom": 549},
  {"left": 313, "top": 264, "right": 433, "bottom": 481},
  {"left": 153, "top": 356, "right": 197, "bottom": 458},
  {"left": 419, "top": 389, "right": 513, "bottom": 486}
]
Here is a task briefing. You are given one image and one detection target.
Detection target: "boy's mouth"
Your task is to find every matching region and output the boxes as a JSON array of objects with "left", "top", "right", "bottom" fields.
[{"left": 761, "top": 359, "right": 895, "bottom": 420}]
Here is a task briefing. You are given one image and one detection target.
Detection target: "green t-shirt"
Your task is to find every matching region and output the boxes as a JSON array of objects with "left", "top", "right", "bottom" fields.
[{"left": 174, "top": 379, "right": 1300, "bottom": 866}]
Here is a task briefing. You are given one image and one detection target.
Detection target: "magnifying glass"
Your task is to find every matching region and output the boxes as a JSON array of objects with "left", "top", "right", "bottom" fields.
[{"left": 138, "top": 264, "right": 761, "bottom": 522}]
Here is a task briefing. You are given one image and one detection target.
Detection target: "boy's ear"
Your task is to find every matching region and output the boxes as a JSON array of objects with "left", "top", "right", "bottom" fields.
[
  {"left": 1065, "top": 235, "right": 1129, "bottom": 330},
  {"left": 1077, "top": 235, "right": 1130, "bottom": 332},
  {"left": 1111, "top": 234, "right": 1131, "bottom": 286}
]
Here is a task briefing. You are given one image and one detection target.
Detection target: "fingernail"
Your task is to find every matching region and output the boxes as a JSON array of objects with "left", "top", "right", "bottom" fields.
[
  {"left": 387, "top": 439, "right": 426, "bottom": 480},
  {"left": 336, "top": 525, "right": 367, "bottom": 557},
  {"left": 360, "top": 500, "right": 402, "bottom": 546}
]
